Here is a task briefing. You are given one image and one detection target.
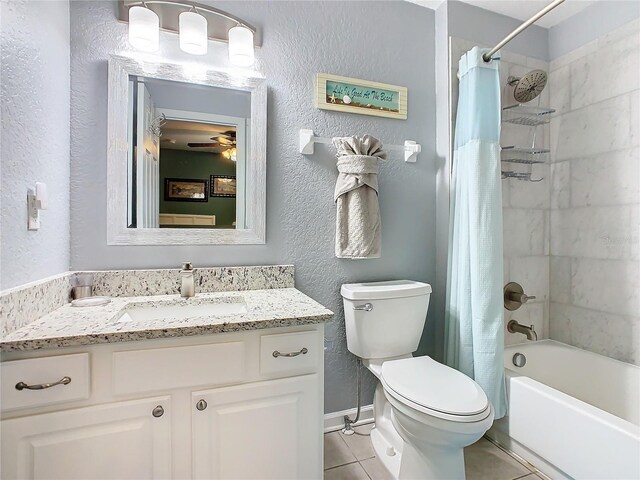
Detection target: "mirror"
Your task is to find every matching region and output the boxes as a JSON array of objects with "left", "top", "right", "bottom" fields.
[
  {"left": 128, "top": 77, "right": 250, "bottom": 230},
  {"left": 107, "top": 56, "right": 266, "bottom": 245}
]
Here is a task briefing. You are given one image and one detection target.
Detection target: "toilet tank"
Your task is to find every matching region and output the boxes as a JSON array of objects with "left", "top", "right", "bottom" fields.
[{"left": 341, "top": 280, "right": 432, "bottom": 360}]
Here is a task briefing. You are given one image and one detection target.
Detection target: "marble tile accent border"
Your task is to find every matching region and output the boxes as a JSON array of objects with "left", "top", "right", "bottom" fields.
[
  {"left": 0, "top": 273, "right": 73, "bottom": 338},
  {"left": 87, "top": 265, "right": 295, "bottom": 297},
  {"left": 0, "top": 265, "right": 294, "bottom": 340}
]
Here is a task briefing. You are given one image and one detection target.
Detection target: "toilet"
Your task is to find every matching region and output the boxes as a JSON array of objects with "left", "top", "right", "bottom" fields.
[{"left": 341, "top": 280, "right": 494, "bottom": 480}]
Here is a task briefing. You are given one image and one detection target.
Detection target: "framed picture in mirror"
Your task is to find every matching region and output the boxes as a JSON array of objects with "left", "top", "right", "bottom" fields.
[
  {"left": 164, "top": 178, "right": 208, "bottom": 202},
  {"left": 210, "top": 175, "right": 236, "bottom": 197}
]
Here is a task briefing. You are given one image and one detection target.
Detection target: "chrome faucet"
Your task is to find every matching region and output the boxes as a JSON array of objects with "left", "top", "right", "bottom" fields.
[
  {"left": 507, "top": 320, "right": 537, "bottom": 341},
  {"left": 180, "top": 262, "right": 195, "bottom": 298}
]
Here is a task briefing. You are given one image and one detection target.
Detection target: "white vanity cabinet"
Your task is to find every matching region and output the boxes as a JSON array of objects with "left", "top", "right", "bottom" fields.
[
  {"left": 1, "top": 396, "right": 173, "bottom": 479},
  {"left": 0, "top": 325, "right": 324, "bottom": 480},
  {"left": 192, "top": 375, "right": 320, "bottom": 480}
]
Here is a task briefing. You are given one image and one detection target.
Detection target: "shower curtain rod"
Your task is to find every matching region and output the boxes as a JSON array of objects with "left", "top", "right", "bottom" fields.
[{"left": 482, "top": 0, "right": 566, "bottom": 62}]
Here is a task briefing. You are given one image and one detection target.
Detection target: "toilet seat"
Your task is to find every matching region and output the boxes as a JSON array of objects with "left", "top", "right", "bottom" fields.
[{"left": 381, "top": 356, "right": 491, "bottom": 423}]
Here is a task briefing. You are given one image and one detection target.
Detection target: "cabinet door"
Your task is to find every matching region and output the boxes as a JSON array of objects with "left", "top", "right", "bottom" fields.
[
  {"left": 1, "top": 396, "right": 172, "bottom": 480},
  {"left": 192, "top": 375, "right": 321, "bottom": 480}
]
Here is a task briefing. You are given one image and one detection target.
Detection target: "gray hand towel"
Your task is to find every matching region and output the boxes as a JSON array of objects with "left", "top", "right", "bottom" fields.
[{"left": 332, "top": 135, "right": 387, "bottom": 259}]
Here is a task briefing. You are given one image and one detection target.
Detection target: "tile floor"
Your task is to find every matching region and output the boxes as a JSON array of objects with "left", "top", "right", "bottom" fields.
[{"left": 324, "top": 424, "right": 543, "bottom": 480}]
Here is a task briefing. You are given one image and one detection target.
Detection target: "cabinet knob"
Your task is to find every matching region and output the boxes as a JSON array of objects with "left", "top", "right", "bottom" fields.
[
  {"left": 152, "top": 405, "right": 164, "bottom": 418},
  {"left": 196, "top": 399, "right": 208, "bottom": 411}
]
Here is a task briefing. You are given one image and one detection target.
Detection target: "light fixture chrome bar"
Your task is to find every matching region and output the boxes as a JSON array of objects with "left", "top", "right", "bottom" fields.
[
  {"left": 482, "top": 0, "right": 565, "bottom": 62},
  {"left": 118, "top": 0, "right": 261, "bottom": 46}
]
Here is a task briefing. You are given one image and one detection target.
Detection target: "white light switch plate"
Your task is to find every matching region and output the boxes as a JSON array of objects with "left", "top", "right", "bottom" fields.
[{"left": 27, "top": 191, "right": 40, "bottom": 230}]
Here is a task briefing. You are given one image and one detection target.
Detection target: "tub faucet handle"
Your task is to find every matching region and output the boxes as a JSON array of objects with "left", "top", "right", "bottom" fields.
[
  {"left": 504, "top": 282, "right": 535, "bottom": 311},
  {"left": 509, "top": 292, "right": 536, "bottom": 304}
]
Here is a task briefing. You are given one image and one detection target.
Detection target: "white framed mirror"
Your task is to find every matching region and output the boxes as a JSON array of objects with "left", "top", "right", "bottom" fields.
[{"left": 107, "top": 55, "right": 266, "bottom": 245}]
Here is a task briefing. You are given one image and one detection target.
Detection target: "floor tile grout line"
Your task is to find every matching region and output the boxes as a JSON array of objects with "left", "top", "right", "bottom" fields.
[
  {"left": 359, "top": 459, "right": 374, "bottom": 480},
  {"left": 483, "top": 435, "right": 539, "bottom": 474},
  {"left": 323, "top": 460, "right": 360, "bottom": 472}
]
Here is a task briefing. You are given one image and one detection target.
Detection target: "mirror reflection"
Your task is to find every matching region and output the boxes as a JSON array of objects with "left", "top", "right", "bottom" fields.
[{"left": 128, "top": 76, "right": 250, "bottom": 230}]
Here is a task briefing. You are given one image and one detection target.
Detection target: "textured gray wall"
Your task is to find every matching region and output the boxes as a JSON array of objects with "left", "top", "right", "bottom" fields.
[
  {"left": 447, "top": 0, "right": 549, "bottom": 61},
  {"left": 548, "top": 0, "right": 640, "bottom": 60},
  {"left": 70, "top": 1, "right": 437, "bottom": 413},
  {"left": 0, "top": 0, "right": 70, "bottom": 289}
]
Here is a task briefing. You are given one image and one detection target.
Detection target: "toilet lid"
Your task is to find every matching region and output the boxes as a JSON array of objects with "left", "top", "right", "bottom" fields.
[{"left": 381, "top": 356, "right": 489, "bottom": 416}]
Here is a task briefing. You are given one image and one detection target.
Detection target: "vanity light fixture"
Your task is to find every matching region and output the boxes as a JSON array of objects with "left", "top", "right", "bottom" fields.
[
  {"left": 121, "top": 1, "right": 258, "bottom": 66},
  {"left": 128, "top": 5, "right": 160, "bottom": 52},
  {"left": 228, "top": 25, "right": 255, "bottom": 67},
  {"left": 179, "top": 9, "right": 207, "bottom": 55}
]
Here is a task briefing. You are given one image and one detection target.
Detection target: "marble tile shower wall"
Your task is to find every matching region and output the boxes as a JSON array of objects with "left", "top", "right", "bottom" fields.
[
  {"left": 548, "top": 19, "right": 640, "bottom": 365},
  {"left": 450, "top": 37, "right": 550, "bottom": 346}
]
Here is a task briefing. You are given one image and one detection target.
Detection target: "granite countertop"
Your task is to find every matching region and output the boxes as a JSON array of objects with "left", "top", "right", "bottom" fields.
[{"left": 0, "top": 288, "right": 333, "bottom": 352}]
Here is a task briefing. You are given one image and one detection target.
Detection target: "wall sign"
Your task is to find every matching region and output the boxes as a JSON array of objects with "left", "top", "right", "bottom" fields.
[{"left": 315, "top": 73, "right": 407, "bottom": 120}]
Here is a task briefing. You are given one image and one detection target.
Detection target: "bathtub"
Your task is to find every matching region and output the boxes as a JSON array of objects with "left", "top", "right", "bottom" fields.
[{"left": 487, "top": 340, "right": 640, "bottom": 480}]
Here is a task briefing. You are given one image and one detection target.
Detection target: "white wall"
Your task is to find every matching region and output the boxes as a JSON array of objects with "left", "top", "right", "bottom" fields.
[
  {"left": 548, "top": 0, "right": 640, "bottom": 60},
  {"left": 548, "top": 18, "right": 640, "bottom": 365},
  {"left": 0, "top": 0, "right": 71, "bottom": 290}
]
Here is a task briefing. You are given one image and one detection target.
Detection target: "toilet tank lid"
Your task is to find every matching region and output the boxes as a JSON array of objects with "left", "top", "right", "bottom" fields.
[{"left": 341, "top": 280, "right": 432, "bottom": 300}]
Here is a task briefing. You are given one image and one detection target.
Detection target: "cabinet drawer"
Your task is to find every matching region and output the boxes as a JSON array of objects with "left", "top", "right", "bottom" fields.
[
  {"left": 1, "top": 353, "right": 90, "bottom": 412},
  {"left": 113, "top": 342, "right": 246, "bottom": 395},
  {"left": 260, "top": 331, "right": 319, "bottom": 376}
]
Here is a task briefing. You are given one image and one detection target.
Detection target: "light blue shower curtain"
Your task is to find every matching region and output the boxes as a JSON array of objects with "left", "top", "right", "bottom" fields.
[{"left": 444, "top": 47, "right": 507, "bottom": 419}]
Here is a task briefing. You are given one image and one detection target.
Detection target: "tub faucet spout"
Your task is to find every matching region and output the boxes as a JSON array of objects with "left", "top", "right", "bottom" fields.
[{"left": 507, "top": 320, "right": 537, "bottom": 341}]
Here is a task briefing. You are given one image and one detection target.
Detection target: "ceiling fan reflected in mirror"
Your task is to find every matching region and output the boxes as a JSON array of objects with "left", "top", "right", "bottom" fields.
[
  {"left": 187, "top": 130, "right": 237, "bottom": 161},
  {"left": 187, "top": 130, "right": 236, "bottom": 149}
]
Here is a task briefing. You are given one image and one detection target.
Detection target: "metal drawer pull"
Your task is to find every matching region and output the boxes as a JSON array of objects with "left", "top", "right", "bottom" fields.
[
  {"left": 15, "top": 376, "right": 71, "bottom": 391},
  {"left": 273, "top": 347, "right": 308, "bottom": 358},
  {"left": 353, "top": 303, "right": 373, "bottom": 312}
]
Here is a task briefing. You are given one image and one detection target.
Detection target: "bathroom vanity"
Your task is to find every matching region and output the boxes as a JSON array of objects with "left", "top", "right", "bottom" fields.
[{"left": 0, "top": 283, "right": 332, "bottom": 479}]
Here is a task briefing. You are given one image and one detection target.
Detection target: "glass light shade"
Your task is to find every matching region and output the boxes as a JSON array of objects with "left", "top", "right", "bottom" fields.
[
  {"left": 228, "top": 25, "right": 255, "bottom": 67},
  {"left": 179, "top": 11, "right": 208, "bottom": 55},
  {"left": 128, "top": 6, "right": 159, "bottom": 52},
  {"left": 223, "top": 147, "right": 237, "bottom": 162}
]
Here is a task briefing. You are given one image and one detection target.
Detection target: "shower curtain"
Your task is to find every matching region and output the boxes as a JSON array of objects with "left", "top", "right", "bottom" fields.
[{"left": 444, "top": 47, "right": 507, "bottom": 419}]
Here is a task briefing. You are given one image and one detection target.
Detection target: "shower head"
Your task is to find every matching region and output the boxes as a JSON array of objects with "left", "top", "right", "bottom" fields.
[{"left": 507, "top": 69, "right": 547, "bottom": 103}]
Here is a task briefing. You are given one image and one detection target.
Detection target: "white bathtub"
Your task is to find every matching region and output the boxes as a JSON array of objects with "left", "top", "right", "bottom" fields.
[{"left": 487, "top": 340, "right": 640, "bottom": 480}]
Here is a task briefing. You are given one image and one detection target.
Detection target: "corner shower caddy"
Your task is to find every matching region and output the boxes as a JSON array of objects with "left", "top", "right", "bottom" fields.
[{"left": 501, "top": 104, "right": 555, "bottom": 181}]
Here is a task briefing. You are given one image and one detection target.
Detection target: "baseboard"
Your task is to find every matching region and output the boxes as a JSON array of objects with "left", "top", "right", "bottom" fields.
[{"left": 324, "top": 404, "right": 374, "bottom": 433}]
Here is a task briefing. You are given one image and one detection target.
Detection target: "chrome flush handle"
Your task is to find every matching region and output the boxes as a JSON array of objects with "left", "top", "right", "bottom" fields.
[{"left": 353, "top": 303, "right": 373, "bottom": 312}]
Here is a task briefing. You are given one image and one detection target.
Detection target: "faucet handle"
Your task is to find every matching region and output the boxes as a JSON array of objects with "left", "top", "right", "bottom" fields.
[
  {"left": 182, "top": 262, "right": 193, "bottom": 271},
  {"left": 504, "top": 282, "right": 535, "bottom": 311},
  {"left": 511, "top": 292, "right": 536, "bottom": 303}
]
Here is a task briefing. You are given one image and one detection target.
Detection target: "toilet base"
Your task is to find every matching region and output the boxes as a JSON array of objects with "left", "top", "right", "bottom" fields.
[
  {"left": 392, "top": 413, "right": 466, "bottom": 480},
  {"left": 368, "top": 375, "right": 490, "bottom": 480},
  {"left": 370, "top": 404, "right": 467, "bottom": 480},
  {"left": 370, "top": 427, "right": 401, "bottom": 478}
]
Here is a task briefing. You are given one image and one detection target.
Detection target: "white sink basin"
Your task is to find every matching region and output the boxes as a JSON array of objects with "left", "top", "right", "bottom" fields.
[{"left": 117, "top": 298, "right": 247, "bottom": 323}]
